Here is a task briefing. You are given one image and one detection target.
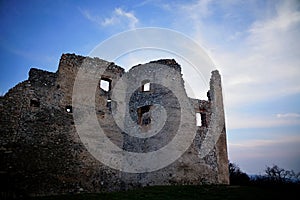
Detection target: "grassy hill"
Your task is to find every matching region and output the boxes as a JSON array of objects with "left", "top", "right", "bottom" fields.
[{"left": 30, "top": 184, "right": 299, "bottom": 200}]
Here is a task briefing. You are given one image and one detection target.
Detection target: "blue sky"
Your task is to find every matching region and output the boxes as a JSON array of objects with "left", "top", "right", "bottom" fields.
[{"left": 1, "top": 0, "right": 300, "bottom": 174}]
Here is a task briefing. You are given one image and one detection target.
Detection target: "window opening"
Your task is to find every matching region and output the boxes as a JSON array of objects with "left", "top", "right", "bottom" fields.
[
  {"left": 65, "top": 105, "right": 72, "bottom": 113},
  {"left": 137, "top": 105, "right": 152, "bottom": 125},
  {"left": 201, "top": 113, "right": 207, "bottom": 127},
  {"left": 100, "top": 78, "right": 111, "bottom": 92},
  {"left": 196, "top": 112, "right": 202, "bottom": 126},
  {"left": 30, "top": 99, "right": 40, "bottom": 107},
  {"left": 106, "top": 98, "right": 112, "bottom": 109},
  {"left": 142, "top": 80, "right": 150, "bottom": 92}
]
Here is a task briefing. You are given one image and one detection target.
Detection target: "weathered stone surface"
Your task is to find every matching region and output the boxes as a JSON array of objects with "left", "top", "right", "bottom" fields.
[{"left": 0, "top": 53, "right": 229, "bottom": 197}]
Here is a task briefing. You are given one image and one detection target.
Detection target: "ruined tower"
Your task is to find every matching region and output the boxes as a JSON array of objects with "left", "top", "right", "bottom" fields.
[{"left": 0, "top": 53, "right": 229, "bottom": 196}]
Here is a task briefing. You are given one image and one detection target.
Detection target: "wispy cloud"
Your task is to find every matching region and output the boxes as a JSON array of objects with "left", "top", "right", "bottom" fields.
[
  {"left": 229, "top": 136, "right": 300, "bottom": 149},
  {"left": 158, "top": 0, "right": 300, "bottom": 109},
  {"left": 102, "top": 8, "right": 138, "bottom": 29},
  {"left": 80, "top": 7, "right": 138, "bottom": 30},
  {"left": 276, "top": 113, "right": 300, "bottom": 118},
  {"left": 228, "top": 135, "right": 300, "bottom": 173},
  {"left": 79, "top": 8, "right": 102, "bottom": 26},
  {"left": 179, "top": 0, "right": 213, "bottom": 19},
  {"left": 228, "top": 135, "right": 300, "bottom": 174},
  {"left": 213, "top": 0, "right": 300, "bottom": 108},
  {"left": 226, "top": 113, "right": 300, "bottom": 129}
]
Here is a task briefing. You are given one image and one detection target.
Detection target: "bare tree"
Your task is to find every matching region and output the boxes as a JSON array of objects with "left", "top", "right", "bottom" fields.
[{"left": 265, "top": 165, "right": 300, "bottom": 184}]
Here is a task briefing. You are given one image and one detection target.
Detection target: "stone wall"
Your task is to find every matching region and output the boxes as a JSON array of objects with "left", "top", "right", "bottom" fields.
[{"left": 0, "top": 53, "right": 229, "bottom": 197}]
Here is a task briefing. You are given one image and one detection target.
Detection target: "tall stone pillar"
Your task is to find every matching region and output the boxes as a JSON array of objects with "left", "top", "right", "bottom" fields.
[{"left": 209, "top": 70, "right": 229, "bottom": 184}]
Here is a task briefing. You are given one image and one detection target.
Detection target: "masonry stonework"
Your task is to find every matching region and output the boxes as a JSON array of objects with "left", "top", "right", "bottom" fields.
[{"left": 0, "top": 53, "right": 229, "bottom": 196}]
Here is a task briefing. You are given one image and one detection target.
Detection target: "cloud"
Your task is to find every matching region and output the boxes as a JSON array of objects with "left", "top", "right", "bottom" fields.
[
  {"left": 179, "top": 0, "right": 213, "bottom": 19},
  {"left": 79, "top": 8, "right": 102, "bottom": 26},
  {"left": 80, "top": 7, "right": 139, "bottom": 29},
  {"left": 229, "top": 136, "right": 300, "bottom": 149},
  {"left": 226, "top": 113, "right": 300, "bottom": 129},
  {"left": 276, "top": 113, "right": 300, "bottom": 118},
  {"left": 160, "top": 0, "right": 300, "bottom": 109},
  {"left": 228, "top": 135, "right": 300, "bottom": 163},
  {"left": 134, "top": 0, "right": 300, "bottom": 131},
  {"left": 214, "top": 0, "right": 300, "bottom": 108},
  {"left": 228, "top": 135, "right": 300, "bottom": 173},
  {"left": 102, "top": 8, "right": 138, "bottom": 29}
]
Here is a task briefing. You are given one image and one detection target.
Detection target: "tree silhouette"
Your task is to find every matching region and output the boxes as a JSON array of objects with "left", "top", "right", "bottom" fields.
[
  {"left": 229, "top": 162, "right": 250, "bottom": 185},
  {"left": 265, "top": 165, "right": 300, "bottom": 184}
]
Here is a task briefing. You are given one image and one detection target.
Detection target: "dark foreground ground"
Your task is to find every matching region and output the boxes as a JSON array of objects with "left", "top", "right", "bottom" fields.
[{"left": 27, "top": 185, "right": 299, "bottom": 200}]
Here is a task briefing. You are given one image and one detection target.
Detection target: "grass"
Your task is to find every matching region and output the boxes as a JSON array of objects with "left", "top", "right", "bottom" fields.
[{"left": 30, "top": 184, "right": 299, "bottom": 200}]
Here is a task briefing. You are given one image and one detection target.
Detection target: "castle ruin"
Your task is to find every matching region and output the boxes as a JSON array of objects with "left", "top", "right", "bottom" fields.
[{"left": 0, "top": 53, "right": 229, "bottom": 196}]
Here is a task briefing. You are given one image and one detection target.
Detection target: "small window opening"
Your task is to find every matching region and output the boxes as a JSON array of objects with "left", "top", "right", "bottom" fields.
[
  {"left": 65, "top": 105, "right": 72, "bottom": 113},
  {"left": 137, "top": 105, "right": 152, "bottom": 125},
  {"left": 196, "top": 112, "right": 202, "bottom": 126},
  {"left": 106, "top": 98, "right": 112, "bottom": 109},
  {"left": 100, "top": 78, "right": 111, "bottom": 92},
  {"left": 142, "top": 80, "right": 150, "bottom": 92},
  {"left": 201, "top": 113, "right": 207, "bottom": 127},
  {"left": 30, "top": 99, "right": 40, "bottom": 107}
]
